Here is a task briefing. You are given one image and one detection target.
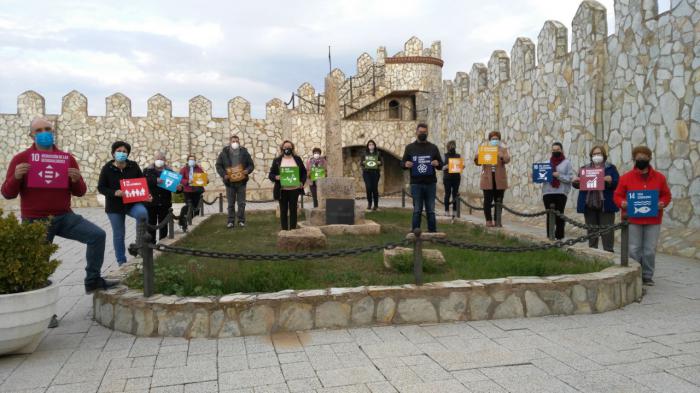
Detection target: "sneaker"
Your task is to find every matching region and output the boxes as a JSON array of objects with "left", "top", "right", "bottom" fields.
[
  {"left": 48, "top": 314, "right": 59, "bottom": 328},
  {"left": 642, "top": 278, "right": 655, "bottom": 286},
  {"left": 85, "top": 278, "right": 120, "bottom": 294},
  {"left": 238, "top": 222, "right": 246, "bottom": 228},
  {"left": 226, "top": 222, "right": 234, "bottom": 229}
]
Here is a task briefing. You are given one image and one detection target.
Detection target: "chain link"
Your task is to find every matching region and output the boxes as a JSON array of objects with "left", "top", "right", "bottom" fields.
[
  {"left": 145, "top": 213, "right": 174, "bottom": 231},
  {"left": 496, "top": 202, "right": 548, "bottom": 218},
  {"left": 550, "top": 210, "right": 620, "bottom": 230},
  {"left": 201, "top": 196, "right": 220, "bottom": 206},
  {"left": 459, "top": 197, "right": 484, "bottom": 211}
]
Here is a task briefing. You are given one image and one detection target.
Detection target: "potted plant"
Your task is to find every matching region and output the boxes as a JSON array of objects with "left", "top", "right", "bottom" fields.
[{"left": 0, "top": 210, "right": 60, "bottom": 355}]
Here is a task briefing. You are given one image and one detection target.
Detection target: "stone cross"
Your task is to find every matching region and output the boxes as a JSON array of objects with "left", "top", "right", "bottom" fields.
[{"left": 324, "top": 76, "right": 342, "bottom": 177}]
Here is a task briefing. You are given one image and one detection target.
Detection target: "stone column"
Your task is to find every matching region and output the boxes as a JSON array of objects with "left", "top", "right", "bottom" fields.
[{"left": 324, "top": 76, "right": 342, "bottom": 177}]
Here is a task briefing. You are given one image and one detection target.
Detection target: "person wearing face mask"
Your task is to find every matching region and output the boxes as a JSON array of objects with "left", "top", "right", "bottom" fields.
[
  {"left": 2, "top": 117, "right": 117, "bottom": 310},
  {"left": 442, "top": 140, "right": 461, "bottom": 217},
  {"left": 614, "top": 146, "right": 671, "bottom": 286},
  {"left": 360, "top": 139, "right": 383, "bottom": 211},
  {"left": 143, "top": 151, "right": 182, "bottom": 242},
  {"left": 269, "top": 141, "right": 307, "bottom": 230},
  {"left": 473, "top": 131, "right": 511, "bottom": 226},
  {"left": 572, "top": 145, "right": 619, "bottom": 252},
  {"left": 401, "top": 123, "right": 443, "bottom": 232},
  {"left": 215, "top": 135, "right": 255, "bottom": 229},
  {"left": 98, "top": 141, "right": 149, "bottom": 266},
  {"left": 541, "top": 142, "right": 574, "bottom": 240},
  {"left": 179, "top": 154, "right": 206, "bottom": 229},
  {"left": 305, "top": 147, "right": 327, "bottom": 208}
]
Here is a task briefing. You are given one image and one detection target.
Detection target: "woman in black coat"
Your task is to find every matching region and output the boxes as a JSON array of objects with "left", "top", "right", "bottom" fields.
[{"left": 268, "top": 140, "right": 307, "bottom": 230}]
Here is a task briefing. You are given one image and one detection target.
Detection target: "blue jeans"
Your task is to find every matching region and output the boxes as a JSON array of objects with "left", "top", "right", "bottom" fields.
[
  {"left": 26, "top": 213, "right": 106, "bottom": 285},
  {"left": 411, "top": 183, "right": 437, "bottom": 232},
  {"left": 107, "top": 204, "right": 148, "bottom": 265}
]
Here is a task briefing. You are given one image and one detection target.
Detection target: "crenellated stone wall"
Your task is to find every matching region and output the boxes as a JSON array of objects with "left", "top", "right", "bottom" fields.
[{"left": 426, "top": 0, "right": 699, "bottom": 258}]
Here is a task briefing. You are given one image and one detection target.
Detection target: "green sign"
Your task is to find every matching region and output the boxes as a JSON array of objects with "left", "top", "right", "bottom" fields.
[
  {"left": 280, "top": 167, "right": 300, "bottom": 187},
  {"left": 310, "top": 166, "right": 326, "bottom": 181},
  {"left": 365, "top": 155, "right": 379, "bottom": 169}
]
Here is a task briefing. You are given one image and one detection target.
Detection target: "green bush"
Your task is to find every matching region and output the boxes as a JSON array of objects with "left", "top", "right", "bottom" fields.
[
  {"left": 390, "top": 252, "right": 446, "bottom": 274},
  {"left": 0, "top": 210, "right": 60, "bottom": 294}
]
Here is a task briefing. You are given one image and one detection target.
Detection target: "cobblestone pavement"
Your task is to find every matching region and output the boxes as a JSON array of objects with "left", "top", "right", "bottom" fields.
[{"left": 1, "top": 198, "right": 699, "bottom": 393}]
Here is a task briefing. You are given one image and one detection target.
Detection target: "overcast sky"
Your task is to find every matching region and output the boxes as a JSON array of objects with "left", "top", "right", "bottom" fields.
[{"left": 0, "top": 0, "right": 672, "bottom": 118}]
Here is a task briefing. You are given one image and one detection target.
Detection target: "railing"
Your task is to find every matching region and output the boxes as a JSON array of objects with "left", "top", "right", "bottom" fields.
[{"left": 133, "top": 189, "right": 629, "bottom": 297}]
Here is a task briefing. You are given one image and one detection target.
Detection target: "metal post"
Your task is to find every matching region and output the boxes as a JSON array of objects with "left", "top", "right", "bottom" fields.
[
  {"left": 186, "top": 202, "right": 193, "bottom": 225},
  {"left": 291, "top": 94, "right": 295, "bottom": 110},
  {"left": 456, "top": 196, "right": 461, "bottom": 218},
  {"left": 168, "top": 208, "right": 175, "bottom": 239},
  {"left": 401, "top": 188, "right": 406, "bottom": 208},
  {"left": 198, "top": 197, "right": 204, "bottom": 217},
  {"left": 547, "top": 203, "right": 556, "bottom": 240},
  {"left": 620, "top": 216, "right": 629, "bottom": 266},
  {"left": 349, "top": 78, "right": 353, "bottom": 102},
  {"left": 372, "top": 65, "right": 376, "bottom": 96},
  {"left": 495, "top": 198, "right": 503, "bottom": 227},
  {"left": 137, "top": 217, "right": 154, "bottom": 297},
  {"left": 317, "top": 93, "right": 321, "bottom": 114},
  {"left": 412, "top": 229, "right": 423, "bottom": 285},
  {"left": 218, "top": 192, "right": 223, "bottom": 213}
]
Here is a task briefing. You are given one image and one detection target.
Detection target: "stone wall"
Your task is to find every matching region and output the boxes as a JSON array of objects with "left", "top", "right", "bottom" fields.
[{"left": 426, "top": 0, "right": 699, "bottom": 256}]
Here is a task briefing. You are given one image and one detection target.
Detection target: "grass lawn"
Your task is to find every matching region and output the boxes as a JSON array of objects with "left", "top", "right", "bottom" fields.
[{"left": 125, "top": 209, "right": 610, "bottom": 296}]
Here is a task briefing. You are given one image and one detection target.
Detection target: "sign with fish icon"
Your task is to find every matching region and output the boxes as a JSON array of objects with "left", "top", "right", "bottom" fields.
[{"left": 627, "top": 190, "right": 659, "bottom": 218}]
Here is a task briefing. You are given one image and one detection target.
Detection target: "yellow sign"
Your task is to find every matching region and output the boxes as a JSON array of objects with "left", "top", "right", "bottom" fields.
[
  {"left": 478, "top": 146, "right": 499, "bottom": 165},
  {"left": 192, "top": 172, "right": 208, "bottom": 186},
  {"left": 448, "top": 158, "right": 464, "bottom": 174}
]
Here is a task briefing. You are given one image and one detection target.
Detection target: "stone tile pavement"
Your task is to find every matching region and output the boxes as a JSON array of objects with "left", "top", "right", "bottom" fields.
[{"left": 1, "top": 199, "right": 699, "bottom": 392}]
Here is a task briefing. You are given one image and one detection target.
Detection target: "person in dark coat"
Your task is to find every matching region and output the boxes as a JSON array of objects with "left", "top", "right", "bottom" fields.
[
  {"left": 143, "top": 151, "right": 183, "bottom": 242},
  {"left": 268, "top": 140, "right": 307, "bottom": 230},
  {"left": 215, "top": 135, "right": 255, "bottom": 228}
]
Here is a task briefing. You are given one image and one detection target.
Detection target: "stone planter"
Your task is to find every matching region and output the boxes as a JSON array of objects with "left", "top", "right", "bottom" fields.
[{"left": 0, "top": 281, "right": 59, "bottom": 355}]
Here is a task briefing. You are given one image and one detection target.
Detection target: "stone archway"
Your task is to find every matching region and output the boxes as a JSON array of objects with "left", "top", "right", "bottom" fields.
[{"left": 342, "top": 145, "right": 404, "bottom": 197}]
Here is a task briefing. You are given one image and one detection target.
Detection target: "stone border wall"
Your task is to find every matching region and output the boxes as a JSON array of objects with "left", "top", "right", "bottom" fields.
[{"left": 92, "top": 212, "right": 642, "bottom": 338}]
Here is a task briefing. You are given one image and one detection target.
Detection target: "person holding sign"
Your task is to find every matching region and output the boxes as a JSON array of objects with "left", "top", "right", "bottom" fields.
[
  {"left": 215, "top": 135, "right": 255, "bottom": 229},
  {"left": 179, "top": 154, "right": 207, "bottom": 229},
  {"left": 613, "top": 146, "right": 671, "bottom": 286},
  {"left": 269, "top": 141, "right": 307, "bottom": 230},
  {"left": 541, "top": 142, "right": 574, "bottom": 240},
  {"left": 442, "top": 140, "right": 462, "bottom": 217},
  {"left": 305, "top": 147, "right": 327, "bottom": 208},
  {"left": 572, "top": 145, "right": 619, "bottom": 252},
  {"left": 473, "top": 131, "right": 510, "bottom": 227},
  {"left": 1, "top": 117, "right": 117, "bottom": 302},
  {"left": 361, "top": 140, "right": 383, "bottom": 211},
  {"left": 144, "top": 151, "right": 183, "bottom": 242},
  {"left": 401, "top": 123, "right": 443, "bottom": 232},
  {"left": 98, "top": 141, "right": 149, "bottom": 266}
]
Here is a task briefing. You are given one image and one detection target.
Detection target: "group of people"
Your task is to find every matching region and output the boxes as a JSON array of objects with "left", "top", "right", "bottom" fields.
[{"left": 1, "top": 117, "right": 672, "bottom": 312}]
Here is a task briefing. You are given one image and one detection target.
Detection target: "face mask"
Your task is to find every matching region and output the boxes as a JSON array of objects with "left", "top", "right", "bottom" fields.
[
  {"left": 417, "top": 134, "right": 428, "bottom": 142},
  {"left": 591, "top": 155, "right": 604, "bottom": 164},
  {"left": 283, "top": 148, "right": 292, "bottom": 156},
  {"left": 154, "top": 159, "right": 165, "bottom": 168},
  {"left": 313, "top": 153, "right": 320, "bottom": 159},
  {"left": 114, "top": 151, "right": 128, "bottom": 162},
  {"left": 188, "top": 159, "right": 196, "bottom": 167},
  {"left": 231, "top": 142, "right": 239, "bottom": 149},
  {"left": 552, "top": 151, "right": 562, "bottom": 158},
  {"left": 35, "top": 131, "right": 54, "bottom": 148},
  {"left": 635, "top": 159, "right": 650, "bottom": 170},
  {"left": 368, "top": 145, "right": 375, "bottom": 151},
  {"left": 489, "top": 139, "right": 500, "bottom": 147},
  {"left": 449, "top": 148, "right": 456, "bottom": 154}
]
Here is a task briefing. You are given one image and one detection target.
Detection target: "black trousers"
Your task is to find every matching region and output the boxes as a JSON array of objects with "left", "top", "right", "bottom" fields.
[
  {"left": 279, "top": 189, "right": 300, "bottom": 230},
  {"left": 184, "top": 191, "right": 203, "bottom": 215},
  {"left": 483, "top": 188, "right": 505, "bottom": 222},
  {"left": 147, "top": 205, "right": 170, "bottom": 243},
  {"left": 543, "top": 194, "right": 568, "bottom": 240},
  {"left": 584, "top": 209, "right": 615, "bottom": 252},
  {"left": 362, "top": 170, "right": 380, "bottom": 209},
  {"left": 443, "top": 178, "right": 460, "bottom": 212},
  {"left": 310, "top": 181, "right": 319, "bottom": 208}
]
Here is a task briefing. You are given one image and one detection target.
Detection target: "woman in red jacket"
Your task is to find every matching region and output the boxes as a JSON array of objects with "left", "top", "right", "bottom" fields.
[{"left": 613, "top": 146, "right": 672, "bottom": 286}]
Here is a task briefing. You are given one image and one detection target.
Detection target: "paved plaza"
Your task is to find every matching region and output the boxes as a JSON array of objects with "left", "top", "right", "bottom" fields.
[{"left": 1, "top": 202, "right": 699, "bottom": 393}]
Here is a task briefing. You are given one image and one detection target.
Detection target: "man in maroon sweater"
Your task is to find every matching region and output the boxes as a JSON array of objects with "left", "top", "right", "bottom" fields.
[{"left": 2, "top": 118, "right": 118, "bottom": 304}]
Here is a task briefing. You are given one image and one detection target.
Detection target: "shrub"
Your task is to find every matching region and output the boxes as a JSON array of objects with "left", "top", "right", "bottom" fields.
[{"left": 0, "top": 210, "right": 60, "bottom": 294}]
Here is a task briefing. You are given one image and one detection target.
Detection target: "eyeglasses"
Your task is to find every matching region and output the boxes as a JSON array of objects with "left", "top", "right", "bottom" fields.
[{"left": 33, "top": 127, "right": 53, "bottom": 132}]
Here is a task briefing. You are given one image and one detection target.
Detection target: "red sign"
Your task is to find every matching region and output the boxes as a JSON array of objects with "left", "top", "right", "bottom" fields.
[
  {"left": 27, "top": 152, "right": 70, "bottom": 189},
  {"left": 120, "top": 178, "right": 150, "bottom": 204},
  {"left": 579, "top": 168, "right": 604, "bottom": 191}
]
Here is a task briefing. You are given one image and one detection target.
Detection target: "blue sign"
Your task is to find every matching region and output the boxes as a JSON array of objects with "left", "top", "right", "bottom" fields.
[
  {"left": 158, "top": 169, "right": 182, "bottom": 192},
  {"left": 532, "top": 163, "right": 552, "bottom": 183},
  {"left": 627, "top": 190, "right": 659, "bottom": 218},
  {"left": 411, "top": 155, "right": 435, "bottom": 177}
]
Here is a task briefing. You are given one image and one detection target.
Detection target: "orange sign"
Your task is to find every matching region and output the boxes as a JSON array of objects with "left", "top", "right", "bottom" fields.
[
  {"left": 192, "top": 172, "right": 208, "bottom": 187},
  {"left": 478, "top": 146, "right": 498, "bottom": 165},
  {"left": 448, "top": 158, "right": 464, "bottom": 174}
]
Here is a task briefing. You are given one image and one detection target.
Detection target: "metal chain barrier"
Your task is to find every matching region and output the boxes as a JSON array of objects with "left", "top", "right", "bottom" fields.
[
  {"left": 496, "top": 201, "right": 548, "bottom": 218},
  {"left": 459, "top": 197, "right": 484, "bottom": 211},
  {"left": 550, "top": 210, "right": 621, "bottom": 231}
]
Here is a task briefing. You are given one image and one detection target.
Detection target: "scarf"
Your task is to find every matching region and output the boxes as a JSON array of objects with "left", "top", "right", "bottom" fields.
[{"left": 549, "top": 153, "right": 565, "bottom": 188}]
